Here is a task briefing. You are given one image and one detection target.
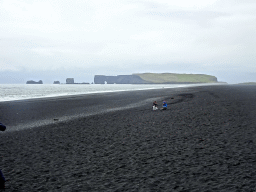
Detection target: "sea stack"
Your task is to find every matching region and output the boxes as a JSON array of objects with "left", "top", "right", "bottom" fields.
[
  {"left": 26, "top": 80, "right": 43, "bottom": 84},
  {"left": 66, "top": 78, "right": 74, "bottom": 84}
]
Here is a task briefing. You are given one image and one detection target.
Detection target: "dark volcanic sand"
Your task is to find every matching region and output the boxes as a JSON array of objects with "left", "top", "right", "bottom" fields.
[{"left": 0, "top": 85, "right": 256, "bottom": 191}]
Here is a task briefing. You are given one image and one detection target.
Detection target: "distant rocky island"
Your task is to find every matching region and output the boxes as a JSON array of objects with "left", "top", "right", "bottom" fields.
[
  {"left": 94, "top": 73, "right": 218, "bottom": 84},
  {"left": 26, "top": 80, "right": 43, "bottom": 84},
  {"left": 53, "top": 81, "right": 60, "bottom": 84},
  {"left": 66, "top": 78, "right": 89, "bottom": 84}
]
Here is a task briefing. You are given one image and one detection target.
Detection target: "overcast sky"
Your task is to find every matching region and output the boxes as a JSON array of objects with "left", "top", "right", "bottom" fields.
[{"left": 0, "top": 0, "right": 255, "bottom": 84}]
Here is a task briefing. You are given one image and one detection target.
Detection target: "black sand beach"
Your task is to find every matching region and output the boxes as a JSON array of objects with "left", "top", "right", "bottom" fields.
[{"left": 0, "top": 85, "right": 256, "bottom": 191}]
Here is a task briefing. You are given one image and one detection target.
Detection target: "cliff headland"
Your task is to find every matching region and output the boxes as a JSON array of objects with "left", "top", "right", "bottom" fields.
[{"left": 94, "top": 73, "right": 218, "bottom": 84}]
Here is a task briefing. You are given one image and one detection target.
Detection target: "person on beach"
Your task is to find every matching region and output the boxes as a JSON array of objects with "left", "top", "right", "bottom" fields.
[
  {"left": 161, "top": 101, "right": 167, "bottom": 110},
  {"left": 0, "top": 169, "right": 5, "bottom": 189},
  {"left": 0, "top": 123, "right": 6, "bottom": 131},
  {"left": 152, "top": 101, "right": 158, "bottom": 110}
]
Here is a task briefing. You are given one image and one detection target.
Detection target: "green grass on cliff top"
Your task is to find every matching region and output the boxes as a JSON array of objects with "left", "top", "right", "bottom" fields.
[{"left": 134, "top": 73, "right": 217, "bottom": 83}]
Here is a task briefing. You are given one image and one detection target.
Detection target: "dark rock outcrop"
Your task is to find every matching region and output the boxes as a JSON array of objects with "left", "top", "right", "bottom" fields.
[
  {"left": 94, "top": 75, "right": 149, "bottom": 84},
  {"left": 0, "top": 122, "right": 6, "bottom": 131},
  {"left": 66, "top": 78, "right": 74, "bottom": 84},
  {"left": 26, "top": 80, "right": 43, "bottom": 84},
  {"left": 53, "top": 81, "right": 60, "bottom": 84}
]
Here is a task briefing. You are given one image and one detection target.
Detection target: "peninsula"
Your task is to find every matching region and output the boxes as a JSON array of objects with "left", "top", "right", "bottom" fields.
[{"left": 94, "top": 73, "right": 218, "bottom": 84}]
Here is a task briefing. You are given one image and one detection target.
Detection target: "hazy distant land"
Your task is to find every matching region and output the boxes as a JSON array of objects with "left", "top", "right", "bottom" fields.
[
  {"left": 238, "top": 82, "right": 256, "bottom": 85},
  {"left": 25, "top": 73, "right": 221, "bottom": 85}
]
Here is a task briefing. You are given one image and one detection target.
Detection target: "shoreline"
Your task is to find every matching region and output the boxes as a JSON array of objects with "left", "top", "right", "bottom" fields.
[
  {"left": 0, "top": 85, "right": 206, "bottom": 132},
  {"left": 0, "top": 83, "right": 222, "bottom": 103},
  {"left": 0, "top": 84, "right": 246, "bottom": 132}
]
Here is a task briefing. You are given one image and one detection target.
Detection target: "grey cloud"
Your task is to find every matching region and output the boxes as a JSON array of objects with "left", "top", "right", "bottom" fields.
[{"left": 0, "top": 0, "right": 256, "bottom": 84}]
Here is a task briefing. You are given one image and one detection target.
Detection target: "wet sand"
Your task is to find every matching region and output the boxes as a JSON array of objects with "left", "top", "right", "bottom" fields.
[{"left": 0, "top": 85, "right": 256, "bottom": 191}]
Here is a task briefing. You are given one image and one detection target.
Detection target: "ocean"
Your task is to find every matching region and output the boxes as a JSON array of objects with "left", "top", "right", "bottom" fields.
[{"left": 0, "top": 83, "right": 216, "bottom": 102}]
